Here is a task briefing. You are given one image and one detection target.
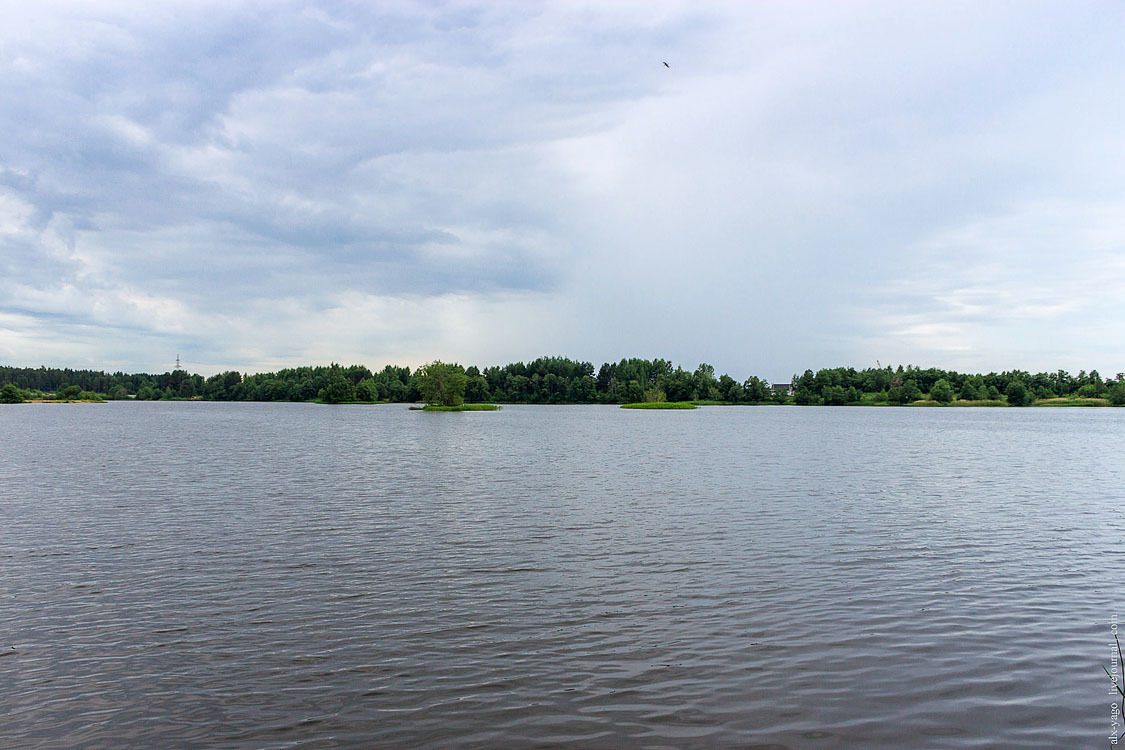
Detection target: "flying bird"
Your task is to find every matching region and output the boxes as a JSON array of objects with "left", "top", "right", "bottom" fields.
[{"left": 663, "top": 61, "right": 669, "bottom": 67}]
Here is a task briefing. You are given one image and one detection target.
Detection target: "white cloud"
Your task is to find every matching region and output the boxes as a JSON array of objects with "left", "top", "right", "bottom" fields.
[
  {"left": 855, "top": 199, "right": 1125, "bottom": 371},
  {"left": 0, "top": 189, "right": 34, "bottom": 226},
  {"left": 1, "top": 1, "right": 1124, "bottom": 377}
]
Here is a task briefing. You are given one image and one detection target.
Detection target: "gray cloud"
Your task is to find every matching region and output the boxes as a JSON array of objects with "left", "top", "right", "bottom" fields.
[{"left": 1, "top": 1, "right": 1123, "bottom": 376}]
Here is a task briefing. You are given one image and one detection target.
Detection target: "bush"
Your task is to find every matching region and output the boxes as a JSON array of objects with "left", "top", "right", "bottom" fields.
[{"left": 0, "top": 383, "right": 24, "bottom": 403}]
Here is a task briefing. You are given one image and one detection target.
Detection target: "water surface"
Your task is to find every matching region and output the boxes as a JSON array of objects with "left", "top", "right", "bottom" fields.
[{"left": 1, "top": 403, "right": 1122, "bottom": 747}]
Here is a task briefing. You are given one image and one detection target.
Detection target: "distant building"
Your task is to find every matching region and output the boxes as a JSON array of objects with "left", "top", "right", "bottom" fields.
[{"left": 771, "top": 383, "right": 794, "bottom": 396}]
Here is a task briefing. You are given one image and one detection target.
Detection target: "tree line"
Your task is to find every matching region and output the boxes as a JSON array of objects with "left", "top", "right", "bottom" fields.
[{"left": 2, "top": 359, "right": 1124, "bottom": 406}]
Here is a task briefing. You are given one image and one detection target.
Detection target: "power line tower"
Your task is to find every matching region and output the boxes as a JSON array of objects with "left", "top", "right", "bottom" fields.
[{"left": 174, "top": 355, "right": 184, "bottom": 371}]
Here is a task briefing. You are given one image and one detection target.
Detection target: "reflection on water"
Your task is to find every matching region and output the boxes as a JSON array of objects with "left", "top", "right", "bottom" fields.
[{"left": 1, "top": 402, "right": 1122, "bottom": 748}]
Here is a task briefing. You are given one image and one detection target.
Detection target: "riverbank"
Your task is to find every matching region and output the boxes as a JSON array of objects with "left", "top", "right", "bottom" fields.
[{"left": 5, "top": 360, "right": 1124, "bottom": 407}]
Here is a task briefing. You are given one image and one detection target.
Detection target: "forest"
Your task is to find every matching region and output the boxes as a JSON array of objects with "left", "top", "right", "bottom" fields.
[{"left": 2, "top": 359, "right": 1125, "bottom": 406}]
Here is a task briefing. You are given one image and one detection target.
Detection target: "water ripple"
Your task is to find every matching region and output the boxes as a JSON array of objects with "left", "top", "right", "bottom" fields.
[{"left": 1, "top": 403, "right": 1122, "bottom": 747}]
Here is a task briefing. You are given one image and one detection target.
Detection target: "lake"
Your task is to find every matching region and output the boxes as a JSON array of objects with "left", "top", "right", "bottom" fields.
[{"left": 1, "top": 402, "right": 1122, "bottom": 748}]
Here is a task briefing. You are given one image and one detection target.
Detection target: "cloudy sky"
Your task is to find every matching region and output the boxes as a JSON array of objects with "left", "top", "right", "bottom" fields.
[{"left": 2, "top": 1, "right": 1123, "bottom": 379}]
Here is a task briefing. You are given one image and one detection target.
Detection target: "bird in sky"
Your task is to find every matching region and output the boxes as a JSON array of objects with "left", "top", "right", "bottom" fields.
[{"left": 663, "top": 61, "right": 669, "bottom": 67}]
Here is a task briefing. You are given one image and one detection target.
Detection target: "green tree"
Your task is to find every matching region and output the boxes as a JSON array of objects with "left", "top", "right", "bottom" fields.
[
  {"left": 744, "top": 376, "right": 770, "bottom": 403},
  {"left": 821, "top": 384, "right": 847, "bottom": 405},
  {"left": 793, "top": 386, "right": 819, "bottom": 405},
  {"left": 384, "top": 379, "right": 407, "bottom": 402},
  {"left": 464, "top": 375, "right": 491, "bottom": 403},
  {"left": 417, "top": 361, "right": 467, "bottom": 406},
  {"left": 793, "top": 371, "right": 819, "bottom": 404},
  {"left": 1005, "top": 380, "right": 1033, "bottom": 407},
  {"left": 693, "top": 363, "right": 718, "bottom": 400},
  {"left": 888, "top": 379, "right": 922, "bottom": 404},
  {"left": 664, "top": 369, "right": 694, "bottom": 401},
  {"left": 930, "top": 378, "right": 954, "bottom": 404},
  {"left": 1108, "top": 383, "right": 1125, "bottom": 406},
  {"left": 355, "top": 378, "right": 379, "bottom": 403},
  {"left": 318, "top": 371, "right": 356, "bottom": 404},
  {"left": 794, "top": 369, "right": 816, "bottom": 395},
  {"left": 0, "top": 383, "right": 24, "bottom": 403},
  {"left": 717, "top": 374, "right": 739, "bottom": 403}
]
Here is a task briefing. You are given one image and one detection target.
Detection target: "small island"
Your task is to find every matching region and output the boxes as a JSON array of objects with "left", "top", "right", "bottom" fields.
[
  {"left": 620, "top": 401, "right": 697, "bottom": 409},
  {"left": 411, "top": 403, "right": 502, "bottom": 411},
  {"left": 409, "top": 361, "right": 501, "bottom": 412}
]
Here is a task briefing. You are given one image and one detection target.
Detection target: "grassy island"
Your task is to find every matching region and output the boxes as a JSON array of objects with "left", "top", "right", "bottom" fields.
[
  {"left": 411, "top": 403, "right": 502, "bottom": 411},
  {"left": 902, "top": 398, "right": 1006, "bottom": 407},
  {"left": 28, "top": 398, "right": 105, "bottom": 404},
  {"left": 313, "top": 399, "right": 395, "bottom": 405},
  {"left": 620, "top": 401, "right": 698, "bottom": 409}
]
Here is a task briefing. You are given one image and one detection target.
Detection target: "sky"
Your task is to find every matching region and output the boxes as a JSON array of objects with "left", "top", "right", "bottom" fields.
[{"left": 1, "top": 1, "right": 1123, "bottom": 380}]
